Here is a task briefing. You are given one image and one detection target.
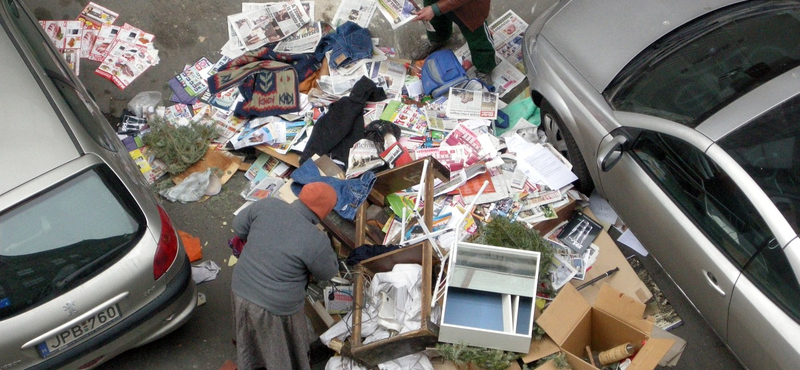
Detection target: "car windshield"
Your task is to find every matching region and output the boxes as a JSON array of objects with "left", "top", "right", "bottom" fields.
[
  {"left": 605, "top": 2, "right": 800, "bottom": 127},
  {"left": 0, "top": 166, "right": 145, "bottom": 320}
]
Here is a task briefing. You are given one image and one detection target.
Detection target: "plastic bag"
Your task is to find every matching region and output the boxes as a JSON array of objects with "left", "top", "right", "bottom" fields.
[
  {"left": 160, "top": 169, "right": 212, "bottom": 203},
  {"left": 127, "top": 90, "right": 162, "bottom": 117}
]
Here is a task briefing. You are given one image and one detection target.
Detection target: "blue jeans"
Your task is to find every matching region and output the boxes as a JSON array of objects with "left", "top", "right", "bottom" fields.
[{"left": 290, "top": 160, "right": 376, "bottom": 220}]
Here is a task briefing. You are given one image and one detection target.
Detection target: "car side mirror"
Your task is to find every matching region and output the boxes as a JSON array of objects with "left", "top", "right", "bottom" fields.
[{"left": 598, "top": 135, "right": 627, "bottom": 172}]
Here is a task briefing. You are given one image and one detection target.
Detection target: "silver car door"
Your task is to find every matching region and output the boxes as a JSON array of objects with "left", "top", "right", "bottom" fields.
[{"left": 594, "top": 115, "right": 775, "bottom": 341}]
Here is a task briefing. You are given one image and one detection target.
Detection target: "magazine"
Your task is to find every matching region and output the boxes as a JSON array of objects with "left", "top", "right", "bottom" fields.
[
  {"left": 441, "top": 123, "right": 488, "bottom": 166},
  {"left": 367, "top": 58, "right": 407, "bottom": 98},
  {"left": 414, "top": 146, "right": 468, "bottom": 172},
  {"left": 174, "top": 57, "right": 214, "bottom": 97},
  {"left": 274, "top": 21, "right": 322, "bottom": 54},
  {"left": 332, "top": 0, "right": 378, "bottom": 28},
  {"left": 241, "top": 176, "right": 285, "bottom": 202},
  {"left": 379, "top": 100, "right": 427, "bottom": 135},
  {"left": 445, "top": 88, "right": 499, "bottom": 119},
  {"left": 454, "top": 43, "right": 525, "bottom": 98},
  {"left": 228, "top": 0, "right": 310, "bottom": 51},
  {"left": 557, "top": 211, "right": 603, "bottom": 255},
  {"left": 346, "top": 139, "right": 385, "bottom": 178}
]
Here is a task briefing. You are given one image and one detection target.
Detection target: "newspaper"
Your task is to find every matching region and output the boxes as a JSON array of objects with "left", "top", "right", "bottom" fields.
[
  {"left": 346, "top": 139, "right": 385, "bottom": 178},
  {"left": 243, "top": 1, "right": 314, "bottom": 20},
  {"left": 492, "top": 59, "right": 527, "bottom": 99},
  {"left": 228, "top": 0, "right": 310, "bottom": 51},
  {"left": 77, "top": 2, "right": 119, "bottom": 30},
  {"left": 87, "top": 24, "right": 119, "bottom": 61},
  {"left": 423, "top": 96, "right": 462, "bottom": 132},
  {"left": 95, "top": 40, "right": 157, "bottom": 89},
  {"left": 275, "top": 21, "right": 321, "bottom": 54},
  {"left": 488, "top": 10, "right": 528, "bottom": 73},
  {"left": 376, "top": 0, "right": 423, "bottom": 29},
  {"left": 445, "top": 88, "right": 499, "bottom": 119},
  {"left": 40, "top": 20, "right": 82, "bottom": 75},
  {"left": 454, "top": 43, "right": 525, "bottom": 99},
  {"left": 332, "top": 0, "right": 377, "bottom": 28},
  {"left": 318, "top": 74, "right": 359, "bottom": 95},
  {"left": 367, "top": 58, "right": 407, "bottom": 98}
]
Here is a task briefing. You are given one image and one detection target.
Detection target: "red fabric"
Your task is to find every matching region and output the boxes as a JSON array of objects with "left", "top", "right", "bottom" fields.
[{"left": 178, "top": 230, "right": 202, "bottom": 262}]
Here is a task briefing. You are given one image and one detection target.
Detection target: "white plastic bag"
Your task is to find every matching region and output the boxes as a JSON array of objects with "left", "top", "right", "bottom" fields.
[
  {"left": 160, "top": 169, "right": 212, "bottom": 203},
  {"left": 127, "top": 90, "right": 162, "bottom": 117}
]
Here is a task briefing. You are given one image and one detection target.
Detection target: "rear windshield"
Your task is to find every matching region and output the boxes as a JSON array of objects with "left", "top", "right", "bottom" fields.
[{"left": 0, "top": 166, "right": 145, "bottom": 320}]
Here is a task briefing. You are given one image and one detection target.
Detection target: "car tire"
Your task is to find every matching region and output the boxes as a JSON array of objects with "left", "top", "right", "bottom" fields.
[{"left": 540, "top": 100, "right": 595, "bottom": 194}]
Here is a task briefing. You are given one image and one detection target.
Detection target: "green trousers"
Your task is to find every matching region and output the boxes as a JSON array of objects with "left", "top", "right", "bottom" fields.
[{"left": 423, "top": 0, "right": 497, "bottom": 73}]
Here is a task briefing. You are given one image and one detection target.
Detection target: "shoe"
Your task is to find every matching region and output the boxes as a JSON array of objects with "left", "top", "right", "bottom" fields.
[
  {"left": 410, "top": 40, "right": 447, "bottom": 61},
  {"left": 475, "top": 71, "right": 493, "bottom": 87}
]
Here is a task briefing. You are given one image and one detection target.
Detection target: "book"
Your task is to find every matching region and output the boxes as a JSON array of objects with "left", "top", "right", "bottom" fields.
[{"left": 557, "top": 211, "right": 602, "bottom": 255}]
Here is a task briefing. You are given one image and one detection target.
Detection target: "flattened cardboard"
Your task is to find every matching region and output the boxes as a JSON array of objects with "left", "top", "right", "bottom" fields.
[
  {"left": 569, "top": 209, "right": 652, "bottom": 305},
  {"left": 535, "top": 283, "right": 676, "bottom": 370}
]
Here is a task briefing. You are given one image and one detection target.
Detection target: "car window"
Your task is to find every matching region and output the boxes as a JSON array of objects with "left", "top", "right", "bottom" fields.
[
  {"left": 2, "top": 0, "right": 117, "bottom": 151},
  {"left": 605, "top": 1, "right": 800, "bottom": 127},
  {"left": 0, "top": 166, "right": 145, "bottom": 320},
  {"left": 719, "top": 94, "right": 800, "bottom": 235},
  {"left": 629, "top": 131, "right": 774, "bottom": 269}
]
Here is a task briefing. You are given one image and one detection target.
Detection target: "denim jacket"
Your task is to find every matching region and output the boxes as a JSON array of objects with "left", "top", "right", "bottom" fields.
[{"left": 290, "top": 159, "right": 377, "bottom": 220}]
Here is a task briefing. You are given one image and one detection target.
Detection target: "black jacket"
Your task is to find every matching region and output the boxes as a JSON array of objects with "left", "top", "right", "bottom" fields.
[{"left": 300, "top": 76, "right": 387, "bottom": 167}]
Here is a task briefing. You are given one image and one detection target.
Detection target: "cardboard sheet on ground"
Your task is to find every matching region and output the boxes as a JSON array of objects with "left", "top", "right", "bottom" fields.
[{"left": 569, "top": 208, "right": 652, "bottom": 304}]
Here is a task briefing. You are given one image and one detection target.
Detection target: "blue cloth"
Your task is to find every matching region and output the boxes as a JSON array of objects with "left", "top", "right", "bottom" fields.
[
  {"left": 316, "top": 21, "right": 372, "bottom": 69},
  {"left": 290, "top": 160, "right": 377, "bottom": 220}
]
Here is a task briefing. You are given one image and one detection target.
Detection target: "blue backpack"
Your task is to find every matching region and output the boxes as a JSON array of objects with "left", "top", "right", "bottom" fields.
[{"left": 421, "top": 49, "right": 469, "bottom": 99}]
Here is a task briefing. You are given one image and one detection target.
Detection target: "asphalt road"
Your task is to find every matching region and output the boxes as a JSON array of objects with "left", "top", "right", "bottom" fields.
[{"left": 21, "top": 0, "right": 746, "bottom": 369}]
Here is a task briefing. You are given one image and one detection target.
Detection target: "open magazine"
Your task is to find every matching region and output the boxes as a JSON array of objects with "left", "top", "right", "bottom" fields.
[{"left": 376, "top": 0, "right": 422, "bottom": 29}]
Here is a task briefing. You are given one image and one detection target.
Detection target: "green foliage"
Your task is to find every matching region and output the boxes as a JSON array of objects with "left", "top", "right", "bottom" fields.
[
  {"left": 142, "top": 117, "right": 217, "bottom": 175},
  {"left": 436, "top": 343, "right": 520, "bottom": 370},
  {"left": 469, "top": 215, "right": 554, "bottom": 287}
]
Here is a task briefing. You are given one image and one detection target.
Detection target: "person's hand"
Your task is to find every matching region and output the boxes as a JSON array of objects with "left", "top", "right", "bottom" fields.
[{"left": 412, "top": 6, "right": 435, "bottom": 22}]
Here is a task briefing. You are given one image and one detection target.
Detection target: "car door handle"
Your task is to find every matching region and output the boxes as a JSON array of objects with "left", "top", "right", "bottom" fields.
[{"left": 703, "top": 269, "right": 726, "bottom": 297}]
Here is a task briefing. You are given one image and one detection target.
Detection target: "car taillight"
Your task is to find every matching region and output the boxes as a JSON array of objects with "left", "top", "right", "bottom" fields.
[{"left": 154, "top": 205, "right": 179, "bottom": 280}]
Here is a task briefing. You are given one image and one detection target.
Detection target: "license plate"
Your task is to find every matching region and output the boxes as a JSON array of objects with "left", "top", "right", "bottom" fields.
[{"left": 37, "top": 304, "right": 122, "bottom": 358}]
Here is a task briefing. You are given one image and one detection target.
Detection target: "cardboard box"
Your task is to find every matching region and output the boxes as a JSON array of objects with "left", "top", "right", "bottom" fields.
[{"left": 534, "top": 283, "right": 675, "bottom": 370}]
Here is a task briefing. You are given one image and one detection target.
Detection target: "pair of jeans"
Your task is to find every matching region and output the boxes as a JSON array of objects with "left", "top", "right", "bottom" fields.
[
  {"left": 290, "top": 159, "right": 377, "bottom": 220},
  {"left": 321, "top": 21, "right": 373, "bottom": 69}
]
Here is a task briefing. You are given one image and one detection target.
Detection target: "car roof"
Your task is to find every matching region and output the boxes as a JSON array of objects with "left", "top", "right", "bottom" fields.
[
  {"left": 0, "top": 21, "right": 81, "bottom": 196},
  {"left": 541, "top": 0, "right": 744, "bottom": 92}
]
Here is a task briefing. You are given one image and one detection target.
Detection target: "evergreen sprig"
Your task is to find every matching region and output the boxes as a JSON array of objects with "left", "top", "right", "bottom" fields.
[
  {"left": 142, "top": 117, "right": 217, "bottom": 175},
  {"left": 470, "top": 215, "right": 554, "bottom": 285},
  {"left": 436, "top": 343, "right": 521, "bottom": 370}
]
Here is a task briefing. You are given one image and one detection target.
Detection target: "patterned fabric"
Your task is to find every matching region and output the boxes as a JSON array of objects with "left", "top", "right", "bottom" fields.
[{"left": 207, "top": 45, "right": 322, "bottom": 118}]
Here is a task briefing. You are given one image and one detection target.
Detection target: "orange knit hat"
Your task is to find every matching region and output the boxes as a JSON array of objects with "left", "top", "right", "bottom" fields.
[{"left": 298, "top": 182, "right": 337, "bottom": 219}]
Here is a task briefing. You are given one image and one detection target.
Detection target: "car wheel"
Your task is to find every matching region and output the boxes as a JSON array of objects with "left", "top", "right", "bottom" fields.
[{"left": 540, "top": 100, "right": 595, "bottom": 194}]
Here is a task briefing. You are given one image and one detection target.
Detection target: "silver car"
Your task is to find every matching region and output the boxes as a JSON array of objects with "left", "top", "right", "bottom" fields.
[
  {"left": 0, "top": 1, "right": 197, "bottom": 369},
  {"left": 524, "top": 0, "right": 800, "bottom": 369}
]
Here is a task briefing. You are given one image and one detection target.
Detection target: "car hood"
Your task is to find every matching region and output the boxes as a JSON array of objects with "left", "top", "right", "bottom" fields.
[
  {"left": 0, "top": 24, "right": 80, "bottom": 196},
  {"left": 540, "top": 0, "right": 744, "bottom": 92}
]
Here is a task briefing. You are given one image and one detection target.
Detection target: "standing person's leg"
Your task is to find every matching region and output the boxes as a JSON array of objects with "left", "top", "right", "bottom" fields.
[
  {"left": 410, "top": 0, "right": 454, "bottom": 60},
  {"left": 451, "top": 15, "right": 497, "bottom": 84}
]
